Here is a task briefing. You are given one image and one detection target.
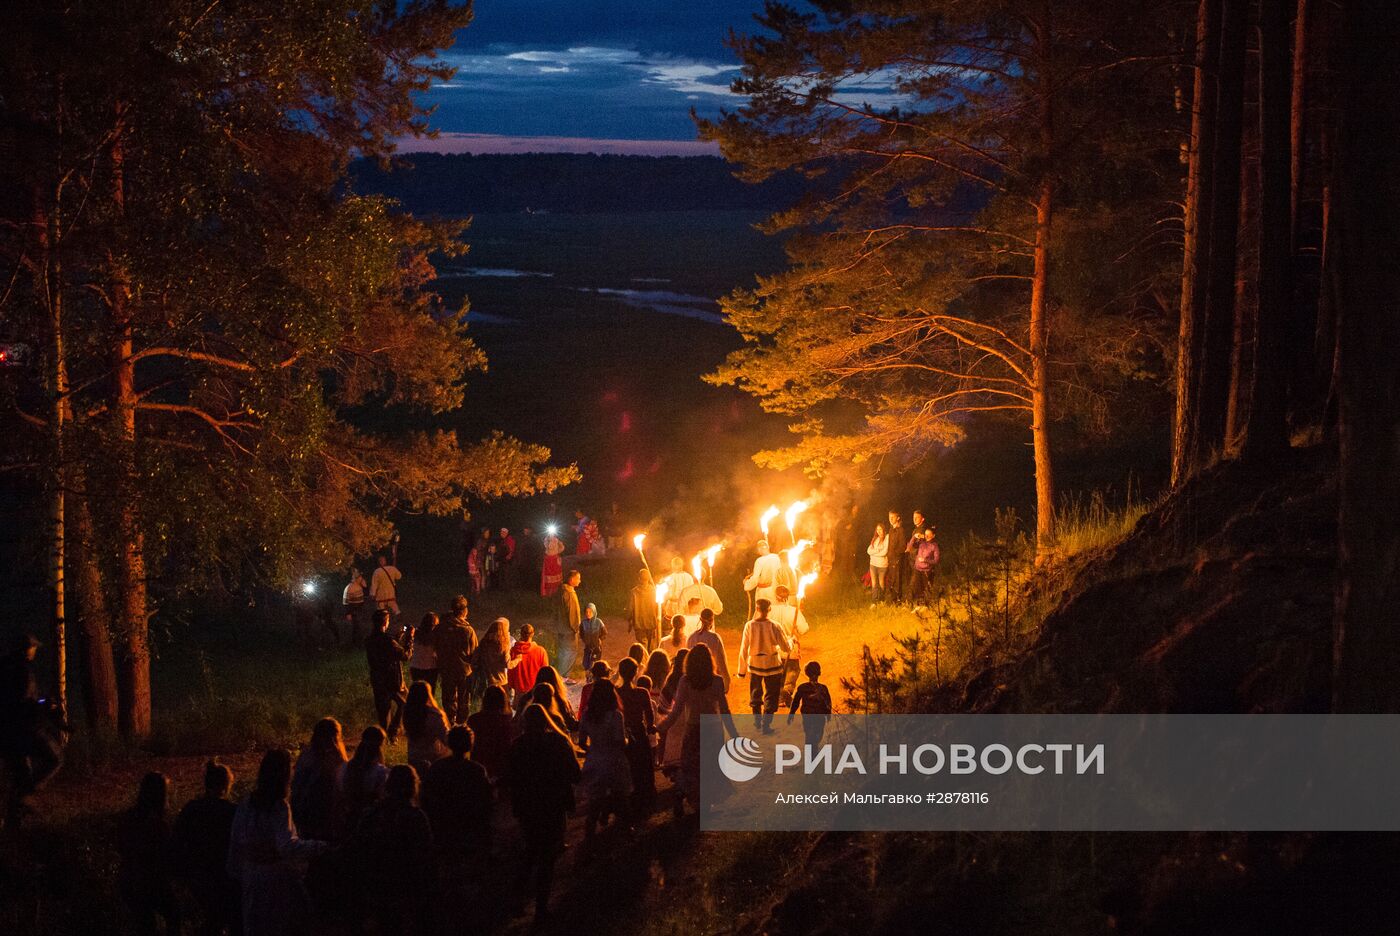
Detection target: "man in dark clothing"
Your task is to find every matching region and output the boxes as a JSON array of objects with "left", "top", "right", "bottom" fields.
[
  {"left": 556, "top": 570, "right": 582, "bottom": 678},
  {"left": 422, "top": 726, "right": 493, "bottom": 864},
  {"left": 366, "top": 610, "right": 408, "bottom": 741},
  {"left": 886, "top": 510, "right": 908, "bottom": 605},
  {"left": 1, "top": 633, "right": 64, "bottom": 830},
  {"left": 173, "top": 760, "right": 239, "bottom": 936},
  {"left": 435, "top": 596, "right": 478, "bottom": 723}
]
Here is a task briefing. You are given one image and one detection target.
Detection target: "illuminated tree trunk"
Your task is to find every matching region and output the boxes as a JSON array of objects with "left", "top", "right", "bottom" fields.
[
  {"left": 1243, "top": 0, "right": 1294, "bottom": 462},
  {"left": 1225, "top": 125, "right": 1258, "bottom": 454},
  {"left": 1030, "top": 181, "right": 1056, "bottom": 559},
  {"left": 1332, "top": 0, "right": 1400, "bottom": 712},
  {"left": 39, "top": 199, "right": 69, "bottom": 719},
  {"left": 70, "top": 485, "right": 119, "bottom": 733},
  {"left": 109, "top": 118, "right": 152, "bottom": 741},
  {"left": 1173, "top": 0, "right": 1222, "bottom": 486},
  {"left": 1197, "top": 0, "right": 1249, "bottom": 470}
]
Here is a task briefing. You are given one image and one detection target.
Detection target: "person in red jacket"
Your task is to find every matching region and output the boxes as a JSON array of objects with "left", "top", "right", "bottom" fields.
[{"left": 508, "top": 623, "right": 549, "bottom": 706}]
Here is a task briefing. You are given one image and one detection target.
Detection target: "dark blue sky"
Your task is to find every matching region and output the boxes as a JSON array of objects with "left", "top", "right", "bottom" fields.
[{"left": 414, "top": 1, "right": 769, "bottom": 152}]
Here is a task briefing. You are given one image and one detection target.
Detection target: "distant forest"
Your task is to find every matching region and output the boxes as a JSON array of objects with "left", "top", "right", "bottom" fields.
[{"left": 350, "top": 152, "right": 806, "bottom": 214}]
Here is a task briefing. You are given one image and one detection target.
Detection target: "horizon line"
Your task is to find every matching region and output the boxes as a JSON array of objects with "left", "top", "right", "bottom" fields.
[{"left": 391, "top": 131, "right": 722, "bottom": 157}]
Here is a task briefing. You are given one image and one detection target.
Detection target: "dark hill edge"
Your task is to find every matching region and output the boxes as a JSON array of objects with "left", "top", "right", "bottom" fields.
[
  {"left": 729, "top": 446, "right": 1393, "bottom": 936},
  {"left": 969, "top": 444, "right": 1336, "bottom": 715},
  {"left": 350, "top": 152, "right": 808, "bottom": 215}
]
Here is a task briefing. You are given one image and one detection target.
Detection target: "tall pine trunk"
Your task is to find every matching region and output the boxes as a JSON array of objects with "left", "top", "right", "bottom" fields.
[
  {"left": 1332, "top": 0, "right": 1400, "bottom": 712},
  {"left": 38, "top": 196, "right": 69, "bottom": 718},
  {"left": 1173, "top": 0, "right": 1222, "bottom": 486},
  {"left": 1243, "top": 0, "right": 1294, "bottom": 461},
  {"left": 1196, "top": 0, "right": 1249, "bottom": 469},
  {"left": 70, "top": 483, "right": 119, "bottom": 733},
  {"left": 109, "top": 117, "right": 152, "bottom": 741},
  {"left": 1030, "top": 178, "right": 1056, "bottom": 558}
]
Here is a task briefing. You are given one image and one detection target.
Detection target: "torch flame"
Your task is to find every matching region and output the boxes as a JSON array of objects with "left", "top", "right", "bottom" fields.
[
  {"left": 784, "top": 500, "right": 809, "bottom": 537},
  {"left": 705, "top": 544, "right": 724, "bottom": 568},
  {"left": 691, "top": 552, "right": 704, "bottom": 581},
  {"left": 797, "top": 571, "right": 819, "bottom": 601},
  {"left": 788, "top": 539, "right": 811, "bottom": 571},
  {"left": 655, "top": 582, "right": 669, "bottom": 607},
  {"left": 759, "top": 505, "right": 780, "bottom": 539},
  {"left": 632, "top": 532, "right": 647, "bottom": 551}
]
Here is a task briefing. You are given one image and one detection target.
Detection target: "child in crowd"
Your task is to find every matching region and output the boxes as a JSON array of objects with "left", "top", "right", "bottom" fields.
[{"left": 787, "top": 660, "right": 833, "bottom": 749}]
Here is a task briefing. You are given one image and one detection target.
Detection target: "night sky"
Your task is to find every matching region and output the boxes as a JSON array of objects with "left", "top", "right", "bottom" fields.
[{"left": 410, "top": 0, "right": 767, "bottom": 154}]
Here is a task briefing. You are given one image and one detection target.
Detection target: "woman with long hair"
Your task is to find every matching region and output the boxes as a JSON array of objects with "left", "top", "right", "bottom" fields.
[
  {"left": 229, "top": 749, "right": 328, "bottom": 936},
  {"left": 466, "top": 684, "right": 516, "bottom": 782},
  {"left": 290, "top": 717, "right": 348, "bottom": 842},
  {"left": 866, "top": 521, "right": 890, "bottom": 602},
  {"left": 578, "top": 681, "right": 630, "bottom": 839},
  {"left": 407, "top": 611, "right": 440, "bottom": 692},
  {"left": 642, "top": 649, "right": 670, "bottom": 701},
  {"left": 118, "top": 771, "right": 180, "bottom": 934},
  {"left": 525, "top": 665, "right": 577, "bottom": 732},
  {"left": 526, "top": 682, "right": 578, "bottom": 744},
  {"left": 403, "top": 680, "right": 450, "bottom": 776},
  {"left": 336, "top": 726, "right": 388, "bottom": 838},
  {"left": 506, "top": 704, "right": 581, "bottom": 925},
  {"left": 660, "top": 615, "right": 688, "bottom": 657},
  {"left": 657, "top": 647, "right": 689, "bottom": 771},
  {"left": 472, "top": 616, "right": 513, "bottom": 703},
  {"left": 657, "top": 644, "right": 738, "bottom": 818}
]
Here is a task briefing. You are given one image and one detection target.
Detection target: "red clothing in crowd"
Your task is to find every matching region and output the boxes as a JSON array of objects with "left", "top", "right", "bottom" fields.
[{"left": 508, "top": 639, "right": 548, "bottom": 696}]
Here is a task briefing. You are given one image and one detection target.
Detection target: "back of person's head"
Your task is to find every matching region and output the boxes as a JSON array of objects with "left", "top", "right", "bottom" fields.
[
  {"left": 351, "top": 726, "right": 387, "bottom": 766},
  {"left": 385, "top": 764, "right": 418, "bottom": 802},
  {"left": 617, "top": 656, "right": 639, "bottom": 683},
  {"left": 589, "top": 660, "right": 611, "bottom": 682},
  {"left": 699, "top": 608, "right": 714, "bottom": 628},
  {"left": 532, "top": 682, "right": 556, "bottom": 705},
  {"left": 309, "top": 717, "right": 346, "bottom": 762},
  {"left": 685, "top": 643, "right": 716, "bottom": 691},
  {"left": 636, "top": 674, "right": 653, "bottom": 691},
  {"left": 775, "top": 585, "right": 791, "bottom": 601},
  {"left": 481, "top": 684, "right": 508, "bottom": 714},
  {"left": 520, "top": 703, "right": 552, "bottom": 736},
  {"left": 644, "top": 650, "right": 670, "bottom": 688},
  {"left": 446, "top": 725, "right": 474, "bottom": 756},
  {"left": 756, "top": 598, "right": 772, "bottom": 616},
  {"left": 418, "top": 611, "right": 438, "bottom": 634},
  {"left": 670, "top": 615, "right": 686, "bottom": 638},
  {"left": 373, "top": 609, "right": 391, "bottom": 632},
  {"left": 452, "top": 594, "right": 469, "bottom": 615},
  {"left": 627, "top": 643, "right": 646, "bottom": 665},
  {"left": 135, "top": 771, "right": 169, "bottom": 817},
  {"left": 637, "top": 567, "right": 653, "bottom": 587},
  {"left": 519, "top": 623, "right": 535, "bottom": 641},
  {"left": 663, "top": 649, "right": 689, "bottom": 695},
  {"left": 204, "top": 760, "right": 233, "bottom": 796},
  {"left": 406, "top": 680, "right": 433, "bottom": 708},
  {"left": 805, "top": 660, "right": 822, "bottom": 679},
  {"left": 535, "top": 665, "right": 563, "bottom": 698},
  {"left": 585, "top": 680, "right": 620, "bottom": 720},
  {"left": 251, "top": 749, "right": 293, "bottom": 811},
  {"left": 686, "top": 597, "right": 701, "bottom": 612}
]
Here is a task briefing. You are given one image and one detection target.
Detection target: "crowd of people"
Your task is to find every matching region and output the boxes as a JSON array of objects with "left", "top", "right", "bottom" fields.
[{"left": 103, "top": 548, "right": 840, "bottom": 934}]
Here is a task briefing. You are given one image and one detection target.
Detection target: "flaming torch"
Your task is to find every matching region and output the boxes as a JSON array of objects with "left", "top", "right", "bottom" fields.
[
  {"left": 784, "top": 500, "right": 809, "bottom": 547},
  {"left": 759, "top": 505, "right": 780, "bottom": 542},
  {"left": 691, "top": 551, "right": 705, "bottom": 583},
  {"left": 705, "top": 543, "right": 724, "bottom": 585},
  {"left": 796, "top": 571, "right": 819, "bottom": 629},
  {"left": 633, "top": 532, "right": 649, "bottom": 573},
  {"left": 788, "top": 538, "right": 811, "bottom": 574},
  {"left": 655, "top": 581, "right": 670, "bottom": 627}
]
